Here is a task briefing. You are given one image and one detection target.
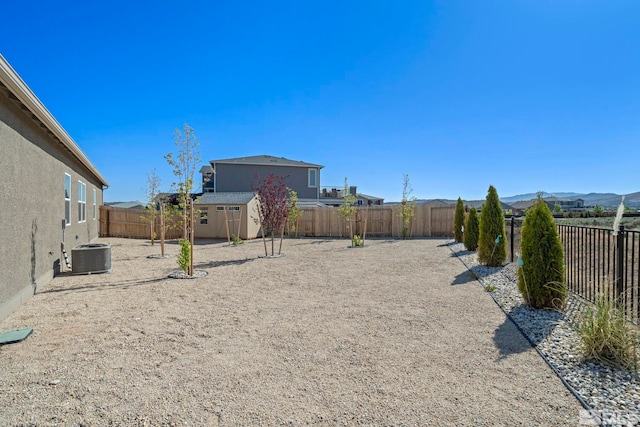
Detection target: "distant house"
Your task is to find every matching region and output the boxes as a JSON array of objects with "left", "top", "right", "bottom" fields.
[
  {"left": 356, "top": 193, "right": 384, "bottom": 206},
  {"left": 202, "top": 155, "right": 323, "bottom": 202},
  {"left": 105, "top": 201, "right": 146, "bottom": 209},
  {"left": 0, "top": 55, "right": 108, "bottom": 321},
  {"left": 194, "top": 192, "right": 260, "bottom": 240},
  {"left": 511, "top": 197, "right": 584, "bottom": 214},
  {"left": 464, "top": 200, "right": 514, "bottom": 213}
]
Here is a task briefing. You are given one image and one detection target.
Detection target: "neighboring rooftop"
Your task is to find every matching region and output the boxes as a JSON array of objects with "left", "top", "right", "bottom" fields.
[
  {"left": 210, "top": 155, "right": 323, "bottom": 169},
  {"left": 197, "top": 192, "right": 256, "bottom": 205}
]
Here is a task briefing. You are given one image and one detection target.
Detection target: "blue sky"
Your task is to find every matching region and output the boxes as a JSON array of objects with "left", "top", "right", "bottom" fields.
[{"left": 2, "top": 1, "right": 639, "bottom": 203}]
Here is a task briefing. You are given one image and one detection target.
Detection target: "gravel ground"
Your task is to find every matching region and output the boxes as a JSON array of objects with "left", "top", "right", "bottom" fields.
[
  {"left": 0, "top": 237, "right": 585, "bottom": 426},
  {"left": 451, "top": 242, "right": 640, "bottom": 427}
]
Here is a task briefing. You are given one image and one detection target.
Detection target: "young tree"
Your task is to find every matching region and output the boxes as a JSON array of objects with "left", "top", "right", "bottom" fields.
[
  {"left": 400, "top": 174, "right": 417, "bottom": 239},
  {"left": 165, "top": 123, "right": 201, "bottom": 240},
  {"left": 478, "top": 185, "right": 507, "bottom": 266},
  {"left": 141, "top": 167, "right": 161, "bottom": 245},
  {"left": 253, "top": 173, "right": 289, "bottom": 256},
  {"left": 338, "top": 177, "right": 357, "bottom": 245},
  {"left": 463, "top": 207, "right": 479, "bottom": 251},
  {"left": 287, "top": 188, "right": 303, "bottom": 237},
  {"left": 517, "top": 196, "right": 566, "bottom": 308},
  {"left": 454, "top": 197, "right": 465, "bottom": 242},
  {"left": 553, "top": 203, "right": 562, "bottom": 213}
]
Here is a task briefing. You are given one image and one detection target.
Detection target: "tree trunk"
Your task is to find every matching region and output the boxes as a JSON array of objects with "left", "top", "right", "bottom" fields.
[
  {"left": 160, "top": 204, "right": 166, "bottom": 257},
  {"left": 189, "top": 199, "right": 194, "bottom": 276}
]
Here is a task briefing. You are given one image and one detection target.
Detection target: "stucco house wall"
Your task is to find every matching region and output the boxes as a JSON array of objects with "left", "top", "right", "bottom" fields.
[{"left": 0, "top": 56, "right": 108, "bottom": 321}]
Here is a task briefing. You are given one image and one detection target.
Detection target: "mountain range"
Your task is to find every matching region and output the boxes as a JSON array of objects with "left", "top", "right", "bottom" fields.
[{"left": 499, "top": 192, "right": 640, "bottom": 208}]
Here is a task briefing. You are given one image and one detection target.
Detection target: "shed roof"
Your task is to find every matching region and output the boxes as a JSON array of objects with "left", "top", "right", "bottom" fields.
[
  {"left": 210, "top": 154, "right": 323, "bottom": 169},
  {"left": 197, "top": 192, "right": 256, "bottom": 205},
  {"left": 0, "top": 55, "right": 108, "bottom": 187}
]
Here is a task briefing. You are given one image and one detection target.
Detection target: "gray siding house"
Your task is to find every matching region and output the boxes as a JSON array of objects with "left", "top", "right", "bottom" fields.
[
  {"left": 0, "top": 55, "right": 108, "bottom": 321},
  {"left": 202, "top": 155, "right": 324, "bottom": 202}
]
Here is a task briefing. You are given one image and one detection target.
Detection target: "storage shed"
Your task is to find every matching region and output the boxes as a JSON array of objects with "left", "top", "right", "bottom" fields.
[{"left": 194, "top": 192, "right": 261, "bottom": 240}]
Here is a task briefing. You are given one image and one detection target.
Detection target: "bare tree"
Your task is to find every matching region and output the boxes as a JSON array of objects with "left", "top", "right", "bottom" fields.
[
  {"left": 165, "top": 123, "right": 201, "bottom": 240},
  {"left": 141, "top": 167, "right": 161, "bottom": 245},
  {"left": 400, "top": 174, "right": 417, "bottom": 239}
]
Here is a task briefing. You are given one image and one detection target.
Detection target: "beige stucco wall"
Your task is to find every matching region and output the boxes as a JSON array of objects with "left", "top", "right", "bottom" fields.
[
  {"left": 194, "top": 199, "right": 260, "bottom": 240},
  {"left": 0, "top": 94, "right": 104, "bottom": 321}
]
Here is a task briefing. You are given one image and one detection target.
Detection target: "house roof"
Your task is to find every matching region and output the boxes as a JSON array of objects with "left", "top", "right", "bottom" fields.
[
  {"left": 199, "top": 165, "right": 214, "bottom": 174},
  {"left": 210, "top": 154, "right": 323, "bottom": 169},
  {"left": 464, "top": 200, "right": 514, "bottom": 210},
  {"left": 0, "top": 55, "right": 108, "bottom": 188},
  {"left": 105, "top": 201, "right": 146, "bottom": 209},
  {"left": 357, "top": 193, "right": 384, "bottom": 201},
  {"left": 196, "top": 192, "right": 257, "bottom": 205}
]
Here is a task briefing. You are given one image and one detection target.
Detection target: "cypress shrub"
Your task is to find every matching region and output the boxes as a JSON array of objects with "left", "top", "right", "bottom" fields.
[
  {"left": 464, "top": 207, "right": 479, "bottom": 251},
  {"left": 478, "top": 185, "right": 507, "bottom": 266},
  {"left": 454, "top": 197, "right": 465, "bottom": 242},
  {"left": 517, "top": 196, "right": 566, "bottom": 308}
]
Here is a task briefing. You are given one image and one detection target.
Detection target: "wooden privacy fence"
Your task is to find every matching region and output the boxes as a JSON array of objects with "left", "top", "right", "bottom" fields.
[
  {"left": 101, "top": 204, "right": 456, "bottom": 239},
  {"left": 290, "top": 205, "right": 455, "bottom": 238},
  {"left": 99, "top": 206, "right": 182, "bottom": 239}
]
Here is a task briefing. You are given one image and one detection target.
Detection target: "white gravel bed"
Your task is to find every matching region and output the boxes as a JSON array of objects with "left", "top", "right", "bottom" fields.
[{"left": 450, "top": 242, "right": 640, "bottom": 427}]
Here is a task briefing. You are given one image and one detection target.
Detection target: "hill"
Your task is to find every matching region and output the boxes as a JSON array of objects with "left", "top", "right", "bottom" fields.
[{"left": 500, "top": 192, "right": 640, "bottom": 209}]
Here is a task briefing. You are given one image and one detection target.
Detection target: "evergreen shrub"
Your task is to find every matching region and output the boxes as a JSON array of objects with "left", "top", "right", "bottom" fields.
[
  {"left": 464, "top": 207, "right": 479, "bottom": 251},
  {"left": 517, "top": 197, "right": 566, "bottom": 308},
  {"left": 478, "top": 185, "right": 507, "bottom": 266}
]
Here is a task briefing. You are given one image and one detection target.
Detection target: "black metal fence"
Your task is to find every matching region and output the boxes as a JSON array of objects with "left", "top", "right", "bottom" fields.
[{"left": 557, "top": 224, "right": 640, "bottom": 321}]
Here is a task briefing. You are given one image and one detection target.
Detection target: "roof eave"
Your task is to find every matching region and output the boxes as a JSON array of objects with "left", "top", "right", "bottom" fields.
[{"left": 0, "top": 55, "right": 109, "bottom": 188}]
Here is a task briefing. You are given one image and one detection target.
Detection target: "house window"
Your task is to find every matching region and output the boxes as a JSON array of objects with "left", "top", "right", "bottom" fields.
[
  {"left": 78, "top": 181, "right": 87, "bottom": 222},
  {"left": 64, "top": 173, "right": 71, "bottom": 225},
  {"left": 200, "top": 207, "right": 208, "bottom": 224},
  {"left": 216, "top": 206, "right": 225, "bottom": 211},
  {"left": 92, "top": 189, "right": 97, "bottom": 220},
  {"left": 227, "top": 206, "right": 240, "bottom": 211},
  {"left": 308, "top": 168, "right": 317, "bottom": 188}
]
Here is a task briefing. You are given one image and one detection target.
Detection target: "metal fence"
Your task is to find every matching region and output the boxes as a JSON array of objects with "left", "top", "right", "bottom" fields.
[{"left": 558, "top": 224, "right": 640, "bottom": 321}]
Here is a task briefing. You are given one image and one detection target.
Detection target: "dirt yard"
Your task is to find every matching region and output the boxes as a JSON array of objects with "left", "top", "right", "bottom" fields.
[{"left": 0, "top": 237, "right": 584, "bottom": 426}]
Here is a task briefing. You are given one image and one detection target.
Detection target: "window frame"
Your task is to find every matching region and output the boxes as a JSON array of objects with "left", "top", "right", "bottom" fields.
[
  {"left": 200, "top": 207, "right": 208, "bottom": 225},
  {"left": 78, "top": 180, "right": 87, "bottom": 223},
  {"left": 308, "top": 168, "right": 317, "bottom": 188},
  {"left": 64, "top": 173, "right": 71, "bottom": 225},
  {"left": 92, "top": 188, "right": 97, "bottom": 220}
]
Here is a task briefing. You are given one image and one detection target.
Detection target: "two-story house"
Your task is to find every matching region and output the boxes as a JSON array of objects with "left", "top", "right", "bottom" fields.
[{"left": 200, "top": 155, "right": 324, "bottom": 202}]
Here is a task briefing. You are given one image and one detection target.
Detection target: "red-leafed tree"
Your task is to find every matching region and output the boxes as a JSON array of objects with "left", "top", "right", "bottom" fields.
[{"left": 253, "top": 173, "right": 289, "bottom": 257}]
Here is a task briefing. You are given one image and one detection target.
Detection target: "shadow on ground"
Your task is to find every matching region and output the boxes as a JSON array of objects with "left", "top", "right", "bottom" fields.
[
  {"left": 195, "top": 258, "right": 255, "bottom": 269},
  {"left": 40, "top": 276, "right": 168, "bottom": 295},
  {"left": 493, "top": 305, "right": 562, "bottom": 360},
  {"left": 451, "top": 270, "right": 478, "bottom": 286}
]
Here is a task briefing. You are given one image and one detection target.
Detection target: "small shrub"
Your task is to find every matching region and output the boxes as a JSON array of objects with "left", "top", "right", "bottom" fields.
[
  {"left": 454, "top": 197, "right": 465, "bottom": 242},
  {"left": 478, "top": 185, "right": 507, "bottom": 266},
  {"left": 517, "top": 196, "right": 566, "bottom": 308},
  {"left": 463, "top": 207, "right": 479, "bottom": 251},
  {"left": 231, "top": 234, "right": 243, "bottom": 246},
  {"left": 577, "top": 293, "right": 638, "bottom": 371},
  {"left": 352, "top": 234, "right": 363, "bottom": 247},
  {"left": 177, "top": 239, "right": 190, "bottom": 273}
]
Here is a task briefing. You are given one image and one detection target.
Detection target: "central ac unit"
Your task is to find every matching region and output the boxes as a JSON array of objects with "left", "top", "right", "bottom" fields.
[{"left": 72, "top": 243, "right": 112, "bottom": 274}]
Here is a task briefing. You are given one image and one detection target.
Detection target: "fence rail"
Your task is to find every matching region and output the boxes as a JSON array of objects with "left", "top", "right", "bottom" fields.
[
  {"left": 99, "top": 206, "right": 183, "bottom": 240},
  {"left": 558, "top": 224, "right": 640, "bottom": 321},
  {"left": 291, "top": 205, "right": 455, "bottom": 238},
  {"left": 100, "top": 204, "right": 456, "bottom": 240}
]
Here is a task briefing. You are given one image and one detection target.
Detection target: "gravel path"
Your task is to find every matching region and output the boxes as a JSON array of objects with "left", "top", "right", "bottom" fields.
[{"left": 0, "top": 238, "right": 584, "bottom": 426}]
